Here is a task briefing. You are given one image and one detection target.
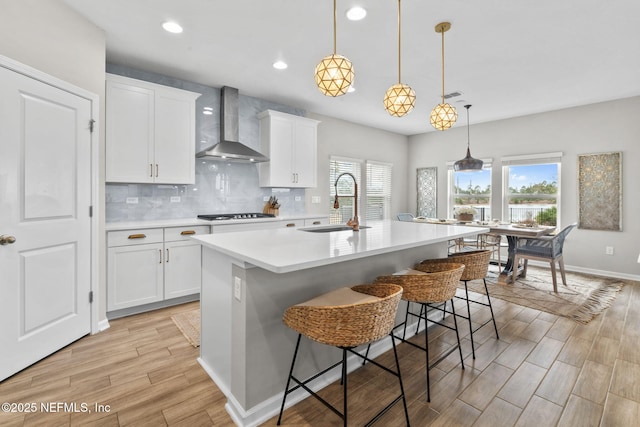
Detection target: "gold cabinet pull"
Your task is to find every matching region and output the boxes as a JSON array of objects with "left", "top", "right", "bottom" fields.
[
  {"left": 166, "top": 248, "right": 169, "bottom": 262},
  {"left": 150, "top": 163, "right": 153, "bottom": 177},
  {"left": 312, "top": 221, "right": 321, "bottom": 225},
  {"left": 180, "top": 230, "right": 196, "bottom": 235},
  {"left": 128, "top": 233, "right": 146, "bottom": 239},
  {"left": 159, "top": 249, "right": 162, "bottom": 263},
  {"left": 286, "top": 223, "right": 296, "bottom": 227},
  {"left": 155, "top": 164, "right": 159, "bottom": 178}
]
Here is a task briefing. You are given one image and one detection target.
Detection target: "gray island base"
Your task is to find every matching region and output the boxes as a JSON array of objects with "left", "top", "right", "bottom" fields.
[{"left": 192, "top": 220, "right": 487, "bottom": 426}]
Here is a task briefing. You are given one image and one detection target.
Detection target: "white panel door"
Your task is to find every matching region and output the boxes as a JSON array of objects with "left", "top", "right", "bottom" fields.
[{"left": 0, "top": 65, "right": 92, "bottom": 381}]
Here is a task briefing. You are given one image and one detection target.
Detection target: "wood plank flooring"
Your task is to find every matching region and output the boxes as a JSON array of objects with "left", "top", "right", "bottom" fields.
[{"left": 1, "top": 275, "right": 639, "bottom": 426}]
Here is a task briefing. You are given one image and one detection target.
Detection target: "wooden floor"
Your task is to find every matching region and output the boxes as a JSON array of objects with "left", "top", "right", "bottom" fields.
[{"left": 1, "top": 274, "right": 639, "bottom": 426}]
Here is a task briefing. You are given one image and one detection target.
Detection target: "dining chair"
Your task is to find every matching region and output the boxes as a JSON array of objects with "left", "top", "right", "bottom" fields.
[
  {"left": 511, "top": 223, "right": 577, "bottom": 292},
  {"left": 479, "top": 233, "right": 504, "bottom": 266},
  {"left": 397, "top": 213, "right": 415, "bottom": 222}
]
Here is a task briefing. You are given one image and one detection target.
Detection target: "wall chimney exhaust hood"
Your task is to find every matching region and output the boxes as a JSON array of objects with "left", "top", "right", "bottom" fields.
[{"left": 196, "top": 86, "right": 269, "bottom": 162}]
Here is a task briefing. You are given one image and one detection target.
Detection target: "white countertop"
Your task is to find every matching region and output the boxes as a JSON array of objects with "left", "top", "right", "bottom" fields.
[
  {"left": 192, "top": 220, "right": 489, "bottom": 273},
  {"left": 105, "top": 214, "right": 326, "bottom": 231}
]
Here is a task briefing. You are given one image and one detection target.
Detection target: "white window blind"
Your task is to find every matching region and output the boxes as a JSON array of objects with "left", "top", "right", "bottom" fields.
[
  {"left": 365, "top": 161, "right": 392, "bottom": 221},
  {"left": 329, "top": 157, "right": 361, "bottom": 224}
]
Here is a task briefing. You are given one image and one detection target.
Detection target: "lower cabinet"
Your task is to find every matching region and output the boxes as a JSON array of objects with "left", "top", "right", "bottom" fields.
[{"left": 107, "top": 225, "right": 209, "bottom": 312}]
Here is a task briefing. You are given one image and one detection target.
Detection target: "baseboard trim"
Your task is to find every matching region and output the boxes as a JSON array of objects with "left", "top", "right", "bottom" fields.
[{"left": 525, "top": 260, "right": 640, "bottom": 282}]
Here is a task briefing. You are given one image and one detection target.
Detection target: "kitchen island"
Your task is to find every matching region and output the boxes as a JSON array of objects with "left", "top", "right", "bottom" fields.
[{"left": 192, "top": 220, "right": 488, "bottom": 426}]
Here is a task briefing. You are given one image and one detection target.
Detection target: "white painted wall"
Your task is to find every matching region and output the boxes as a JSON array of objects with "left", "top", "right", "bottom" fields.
[
  {"left": 408, "top": 96, "right": 640, "bottom": 278},
  {"left": 0, "top": 0, "right": 108, "bottom": 320},
  {"left": 306, "top": 113, "right": 409, "bottom": 220}
]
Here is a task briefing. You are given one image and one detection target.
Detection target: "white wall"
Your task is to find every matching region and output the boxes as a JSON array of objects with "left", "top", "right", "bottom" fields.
[
  {"left": 306, "top": 113, "right": 409, "bottom": 220},
  {"left": 408, "top": 96, "right": 640, "bottom": 278},
  {"left": 0, "top": 0, "right": 108, "bottom": 320}
]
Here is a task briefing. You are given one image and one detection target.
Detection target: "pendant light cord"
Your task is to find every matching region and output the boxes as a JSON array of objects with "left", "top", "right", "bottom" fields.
[
  {"left": 332, "top": 0, "right": 337, "bottom": 54},
  {"left": 466, "top": 105, "right": 471, "bottom": 148},
  {"left": 441, "top": 26, "right": 445, "bottom": 104},
  {"left": 397, "top": 0, "right": 402, "bottom": 83}
]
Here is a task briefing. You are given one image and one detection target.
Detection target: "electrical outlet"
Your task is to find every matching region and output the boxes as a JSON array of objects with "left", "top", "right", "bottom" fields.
[
  {"left": 295, "top": 196, "right": 302, "bottom": 202},
  {"left": 170, "top": 196, "right": 181, "bottom": 203},
  {"left": 605, "top": 246, "right": 614, "bottom": 255},
  {"left": 234, "top": 276, "right": 242, "bottom": 301},
  {"left": 311, "top": 196, "right": 321, "bottom": 204},
  {"left": 126, "top": 197, "right": 138, "bottom": 204}
]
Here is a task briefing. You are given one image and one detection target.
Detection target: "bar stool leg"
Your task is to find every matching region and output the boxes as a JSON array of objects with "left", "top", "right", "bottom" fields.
[
  {"left": 390, "top": 333, "right": 411, "bottom": 427},
  {"left": 451, "top": 302, "right": 465, "bottom": 369},
  {"left": 483, "top": 278, "right": 499, "bottom": 339},
  {"left": 342, "top": 348, "right": 348, "bottom": 427},
  {"left": 277, "top": 334, "right": 302, "bottom": 425},
  {"left": 423, "top": 303, "right": 431, "bottom": 402},
  {"left": 463, "top": 281, "right": 476, "bottom": 359}
]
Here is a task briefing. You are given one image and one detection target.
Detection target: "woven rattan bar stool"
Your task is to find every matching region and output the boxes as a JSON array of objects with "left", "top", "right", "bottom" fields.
[
  {"left": 277, "top": 283, "right": 410, "bottom": 427},
  {"left": 372, "top": 262, "right": 466, "bottom": 402},
  {"left": 416, "top": 249, "right": 499, "bottom": 359}
]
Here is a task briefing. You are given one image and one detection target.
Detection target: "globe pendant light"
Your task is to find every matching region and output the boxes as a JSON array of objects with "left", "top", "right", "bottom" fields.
[
  {"left": 383, "top": 0, "right": 415, "bottom": 117},
  {"left": 430, "top": 22, "right": 457, "bottom": 130},
  {"left": 315, "top": 0, "right": 354, "bottom": 97},
  {"left": 454, "top": 105, "right": 484, "bottom": 172}
]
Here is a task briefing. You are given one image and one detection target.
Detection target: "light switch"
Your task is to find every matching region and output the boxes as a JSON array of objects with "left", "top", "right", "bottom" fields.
[
  {"left": 234, "top": 276, "right": 242, "bottom": 301},
  {"left": 311, "top": 196, "right": 321, "bottom": 204}
]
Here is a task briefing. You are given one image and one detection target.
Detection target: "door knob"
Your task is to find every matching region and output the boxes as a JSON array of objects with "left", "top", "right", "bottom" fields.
[{"left": 0, "top": 235, "right": 16, "bottom": 245}]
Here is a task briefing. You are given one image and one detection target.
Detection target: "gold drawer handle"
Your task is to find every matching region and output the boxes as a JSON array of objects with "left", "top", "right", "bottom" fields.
[
  {"left": 180, "top": 230, "right": 196, "bottom": 235},
  {"left": 286, "top": 223, "right": 296, "bottom": 227},
  {"left": 312, "top": 221, "right": 321, "bottom": 225},
  {"left": 128, "top": 233, "right": 146, "bottom": 239}
]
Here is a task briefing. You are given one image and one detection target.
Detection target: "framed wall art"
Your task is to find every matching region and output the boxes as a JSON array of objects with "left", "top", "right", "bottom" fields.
[
  {"left": 417, "top": 167, "right": 437, "bottom": 218},
  {"left": 577, "top": 151, "right": 622, "bottom": 231}
]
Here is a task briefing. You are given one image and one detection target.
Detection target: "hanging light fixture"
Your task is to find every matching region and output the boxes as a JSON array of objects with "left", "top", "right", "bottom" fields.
[
  {"left": 454, "top": 105, "right": 483, "bottom": 171},
  {"left": 430, "top": 22, "right": 457, "bottom": 130},
  {"left": 383, "top": 0, "right": 415, "bottom": 117},
  {"left": 315, "top": 0, "right": 354, "bottom": 97}
]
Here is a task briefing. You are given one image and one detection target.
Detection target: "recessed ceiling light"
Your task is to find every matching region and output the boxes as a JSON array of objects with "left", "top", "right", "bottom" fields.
[
  {"left": 346, "top": 6, "right": 367, "bottom": 21},
  {"left": 273, "top": 61, "right": 288, "bottom": 70},
  {"left": 162, "top": 21, "right": 183, "bottom": 34}
]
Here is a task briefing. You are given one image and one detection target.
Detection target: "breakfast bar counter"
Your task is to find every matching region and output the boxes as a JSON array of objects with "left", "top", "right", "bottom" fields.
[{"left": 192, "top": 220, "right": 488, "bottom": 426}]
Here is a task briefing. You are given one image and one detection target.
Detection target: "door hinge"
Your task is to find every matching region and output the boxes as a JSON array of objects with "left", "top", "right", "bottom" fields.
[
  {"left": 89, "top": 205, "right": 93, "bottom": 217},
  {"left": 89, "top": 119, "right": 95, "bottom": 133},
  {"left": 89, "top": 291, "right": 94, "bottom": 304}
]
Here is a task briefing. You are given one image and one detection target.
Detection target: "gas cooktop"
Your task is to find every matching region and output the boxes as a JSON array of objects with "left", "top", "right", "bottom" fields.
[{"left": 197, "top": 213, "right": 276, "bottom": 221}]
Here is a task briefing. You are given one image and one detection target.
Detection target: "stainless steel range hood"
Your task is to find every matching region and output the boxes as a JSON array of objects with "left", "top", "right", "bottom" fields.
[{"left": 196, "top": 86, "right": 269, "bottom": 162}]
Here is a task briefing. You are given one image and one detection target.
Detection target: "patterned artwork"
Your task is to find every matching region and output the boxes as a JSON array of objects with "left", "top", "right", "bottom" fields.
[
  {"left": 578, "top": 152, "right": 622, "bottom": 231},
  {"left": 417, "top": 167, "right": 437, "bottom": 218}
]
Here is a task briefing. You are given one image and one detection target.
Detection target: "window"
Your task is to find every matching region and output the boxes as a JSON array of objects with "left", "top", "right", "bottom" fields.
[
  {"left": 365, "top": 161, "right": 392, "bottom": 221},
  {"left": 448, "top": 160, "right": 492, "bottom": 220},
  {"left": 329, "top": 157, "right": 392, "bottom": 224},
  {"left": 502, "top": 153, "right": 561, "bottom": 226}
]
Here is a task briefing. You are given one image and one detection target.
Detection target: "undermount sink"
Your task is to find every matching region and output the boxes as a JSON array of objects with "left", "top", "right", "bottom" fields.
[{"left": 299, "top": 225, "right": 371, "bottom": 233}]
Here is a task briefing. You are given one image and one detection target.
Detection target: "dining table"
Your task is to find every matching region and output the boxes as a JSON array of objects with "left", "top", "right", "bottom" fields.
[{"left": 413, "top": 218, "right": 557, "bottom": 277}]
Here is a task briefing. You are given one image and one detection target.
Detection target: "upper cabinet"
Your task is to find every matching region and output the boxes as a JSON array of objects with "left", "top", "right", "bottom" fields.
[
  {"left": 258, "top": 110, "right": 320, "bottom": 188},
  {"left": 106, "top": 74, "right": 201, "bottom": 184}
]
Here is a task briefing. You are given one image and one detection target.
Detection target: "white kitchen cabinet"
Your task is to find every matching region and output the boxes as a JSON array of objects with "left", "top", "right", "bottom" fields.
[
  {"left": 106, "top": 74, "right": 200, "bottom": 184},
  {"left": 258, "top": 110, "right": 320, "bottom": 188},
  {"left": 107, "top": 225, "right": 209, "bottom": 312},
  {"left": 107, "top": 229, "right": 164, "bottom": 311}
]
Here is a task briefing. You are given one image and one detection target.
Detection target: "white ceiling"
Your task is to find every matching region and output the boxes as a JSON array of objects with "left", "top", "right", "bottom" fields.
[{"left": 63, "top": 0, "right": 640, "bottom": 136}]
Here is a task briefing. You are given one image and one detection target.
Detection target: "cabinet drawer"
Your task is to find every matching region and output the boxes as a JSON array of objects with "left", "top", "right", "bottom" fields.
[
  {"left": 108, "top": 228, "right": 164, "bottom": 247},
  {"left": 164, "top": 225, "right": 210, "bottom": 242}
]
